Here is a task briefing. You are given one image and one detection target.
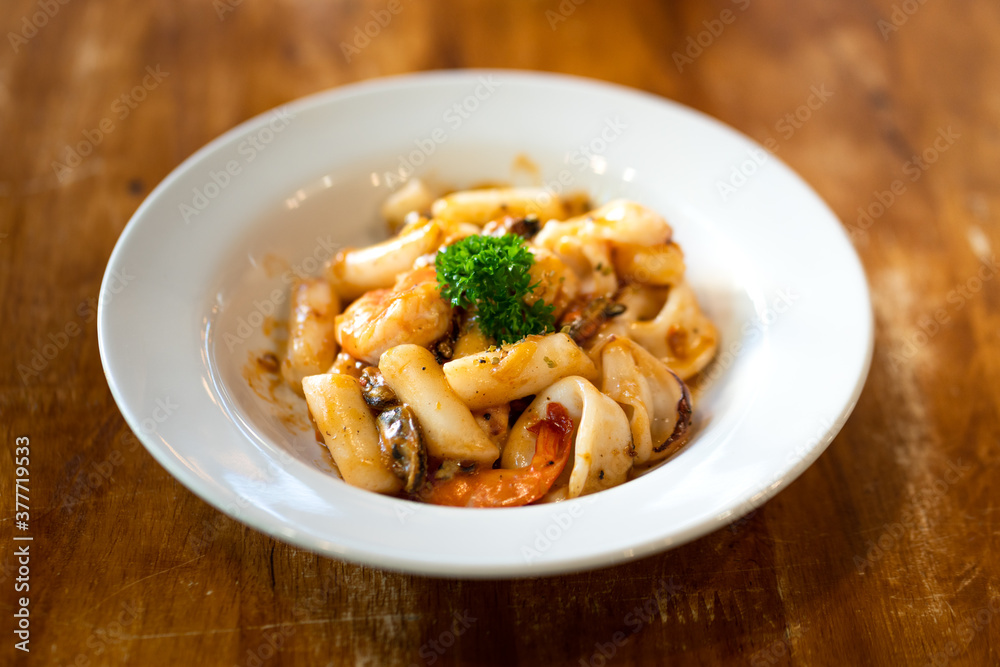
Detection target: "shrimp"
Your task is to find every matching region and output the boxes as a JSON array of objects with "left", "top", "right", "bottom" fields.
[
  {"left": 335, "top": 267, "right": 452, "bottom": 365},
  {"left": 281, "top": 279, "right": 341, "bottom": 393},
  {"left": 526, "top": 247, "right": 580, "bottom": 320},
  {"left": 420, "top": 402, "right": 574, "bottom": 508}
]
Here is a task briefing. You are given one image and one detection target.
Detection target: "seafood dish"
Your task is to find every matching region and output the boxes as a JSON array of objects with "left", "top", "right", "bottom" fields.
[{"left": 274, "top": 182, "right": 719, "bottom": 507}]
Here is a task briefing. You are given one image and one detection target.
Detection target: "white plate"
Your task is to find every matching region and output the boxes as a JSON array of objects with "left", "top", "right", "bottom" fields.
[{"left": 98, "top": 70, "right": 872, "bottom": 578}]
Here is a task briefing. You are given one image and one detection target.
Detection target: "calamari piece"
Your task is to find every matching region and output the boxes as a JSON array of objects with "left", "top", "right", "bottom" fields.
[
  {"left": 503, "top": 376, "right": 633, "bottom": 498},
  {"left": 583, "top": 285, "right": 667, "bottom": 354},
  {"left": 281, "top": 279, "right": 341, "bottom": 393},
  {"left": 380, "top": 178, "right": 435, "bottom": 230},
  {"left": 534, "top": 200, "right": 672, "bottom": 249},
  {"left": 379, "top": 344, "right": 499, "bottom": 463},
  {"left": 594, "top": 336, "right": 692, "bottom": 464},
  {"left": 302, "top": 374, "right": 402, "bottom": 494},
  {"left": 325, "top": 219, "right": 444, "bottom": 301},
  {"left": 628, "top": 281, "right": 718, "bottom": 380},
  {"left": 431, "top": 187, "right": 569, "bottom": 225},
  {"left": 443, "top": 333, "right": 597, "bottom": 411}
]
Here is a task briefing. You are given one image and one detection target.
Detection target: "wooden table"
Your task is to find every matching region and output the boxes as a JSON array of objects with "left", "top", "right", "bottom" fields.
[{"left": 2, "top": 0, "right": 998, "bottom": 664}]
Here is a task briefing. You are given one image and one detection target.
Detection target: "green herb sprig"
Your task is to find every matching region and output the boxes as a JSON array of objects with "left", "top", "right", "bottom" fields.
[{"left": 435, "top": 234, "right": 555, "bottom": 344}]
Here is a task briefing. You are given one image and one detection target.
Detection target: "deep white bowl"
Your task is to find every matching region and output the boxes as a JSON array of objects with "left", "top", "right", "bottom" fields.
[{"left": 98, "top": 70, "right": 872, "bottom": 578}]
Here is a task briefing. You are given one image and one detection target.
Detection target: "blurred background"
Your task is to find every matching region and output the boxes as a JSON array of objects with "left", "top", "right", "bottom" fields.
[{"left": 1, "top": 1, "right": 998, "bottom": 665}]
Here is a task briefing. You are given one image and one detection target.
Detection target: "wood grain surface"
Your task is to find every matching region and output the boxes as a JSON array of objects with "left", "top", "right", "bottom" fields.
[{"left": 2, "top": 0, "right": 999, "bottom": 665}]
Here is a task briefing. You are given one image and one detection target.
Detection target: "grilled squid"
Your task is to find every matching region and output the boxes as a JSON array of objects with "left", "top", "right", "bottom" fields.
[
  {"left": 593, "top": 336, "right": 692, "bottom": 464},
  {"left": 502, "top": 376, "right": 633, "bottom": 498}
]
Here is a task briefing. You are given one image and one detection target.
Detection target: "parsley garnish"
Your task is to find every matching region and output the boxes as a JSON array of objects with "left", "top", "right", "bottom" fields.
[{"left": 435, "top": 234, "right": 555, "bottom": 344}]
